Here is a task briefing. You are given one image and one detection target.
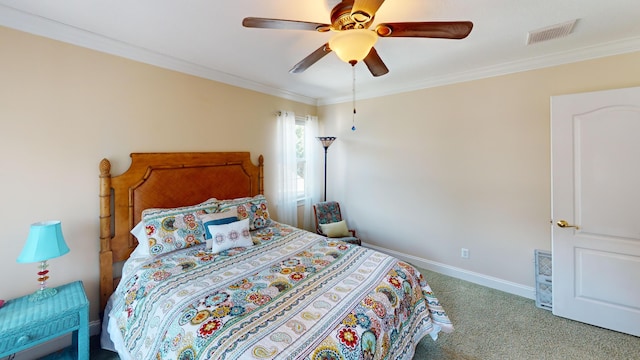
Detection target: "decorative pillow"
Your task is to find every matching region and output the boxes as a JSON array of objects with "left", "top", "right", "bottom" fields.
[
  {"left": 141, "top": 198, "right": 219, "bottom": 256},
  {"left": 319, "top": 220, "right": 351, "bottom": 238},
  {"left": 198, "top": 207, "right": 238, "bottom": 240},
  {"left": 208, "top": 218, "right": 253, "bottom": 254},
  {"left": 217, "top": 195, "right": 272, "bottom": 230}
]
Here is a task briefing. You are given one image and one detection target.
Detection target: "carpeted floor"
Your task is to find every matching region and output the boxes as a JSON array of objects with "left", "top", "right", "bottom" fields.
[
  {"left": 413, "top": 268, "right": 639, "bottom": 359},
  {"left": 47, "top": 268, "right": 639, "bottom": 360}
]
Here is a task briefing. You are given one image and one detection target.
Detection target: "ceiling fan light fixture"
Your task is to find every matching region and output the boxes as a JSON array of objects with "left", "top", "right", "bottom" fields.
[
  {"left": 244, "top": 0, "right": 472, "bottom": 75},
  {"left": 329, "top": 29, "right": 378, "bottom": 64}
]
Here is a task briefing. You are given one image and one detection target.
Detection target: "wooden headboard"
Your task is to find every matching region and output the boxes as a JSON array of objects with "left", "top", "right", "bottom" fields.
[{"left": 98, "top": 152, "right": 264, "bottom": 310}]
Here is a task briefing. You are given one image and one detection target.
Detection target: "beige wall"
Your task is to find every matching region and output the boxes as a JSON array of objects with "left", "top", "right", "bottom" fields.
[
  {"left": 319, "top": 51, "right": 640, "bottom": 288},
  {"left": 0, "top": 26, "right": 315, "bottom": 321}
]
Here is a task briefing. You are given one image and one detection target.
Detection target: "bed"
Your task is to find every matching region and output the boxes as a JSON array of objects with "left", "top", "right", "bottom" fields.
[{"left": 99, "top": 152, "right": 453, "bottom": 359}]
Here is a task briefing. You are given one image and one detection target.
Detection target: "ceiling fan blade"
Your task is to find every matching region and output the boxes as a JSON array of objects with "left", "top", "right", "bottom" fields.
[
  {"left": 375, "top": 21, "right": 473, "bottom": 39},
  {"left": 289, "top": 43, "right": 332, "bottom": 74},
  {"left": 351, "top": 0, "right": 386, "bottom": 23},
  {"left": 243, "top": 17, "right": 331, "bottom": 32},
  {"left": 363, "top": 47, "right": 389, "bottom": 77}
]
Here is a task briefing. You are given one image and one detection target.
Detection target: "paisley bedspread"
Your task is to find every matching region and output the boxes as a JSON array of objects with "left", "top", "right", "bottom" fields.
[{"left": 109, "top": 222, "right": 453, "bottom": 359}]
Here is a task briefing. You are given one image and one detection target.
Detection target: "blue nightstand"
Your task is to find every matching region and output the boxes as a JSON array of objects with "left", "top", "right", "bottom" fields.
[{"left": 0, "top": 281, "right": 89, "bottom": 359}]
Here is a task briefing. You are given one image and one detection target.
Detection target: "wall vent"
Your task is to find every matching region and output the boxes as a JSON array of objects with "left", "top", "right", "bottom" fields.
[
  {"left": 535, "top": 249, "right": 552, "bottom": 310},
  {"left": 527, "top": 19, "right": 577, "bottom": 45}
]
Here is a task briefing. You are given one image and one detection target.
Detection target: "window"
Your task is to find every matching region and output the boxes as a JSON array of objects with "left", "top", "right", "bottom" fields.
[{"left": 276, "top": 111, "right": 318, "bottom": 229}]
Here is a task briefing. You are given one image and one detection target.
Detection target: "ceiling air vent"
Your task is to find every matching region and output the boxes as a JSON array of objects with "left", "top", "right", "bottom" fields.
[{"left": 527, "top": 19, "right": 577, "bottom": 45}]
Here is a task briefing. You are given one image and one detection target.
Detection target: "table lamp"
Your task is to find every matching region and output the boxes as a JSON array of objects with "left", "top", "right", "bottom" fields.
[{"left": 17, "top": 221, "right": 70, "bottom": 301}]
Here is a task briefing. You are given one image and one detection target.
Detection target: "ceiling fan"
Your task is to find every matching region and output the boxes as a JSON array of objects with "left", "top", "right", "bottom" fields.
[{"left": 243, "top": 0, "right": 473, "bottom": 77}]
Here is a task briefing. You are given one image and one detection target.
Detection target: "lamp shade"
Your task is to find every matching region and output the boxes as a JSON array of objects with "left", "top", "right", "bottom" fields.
[
  {"left": 17, "top": 221, "right": 70, "bottom": 263},
  {"left": 329, "top": 29, "right": 378, "bottom": 63},
  {"left": 317, "top": 136, "right": 337, "bottom": 149}
]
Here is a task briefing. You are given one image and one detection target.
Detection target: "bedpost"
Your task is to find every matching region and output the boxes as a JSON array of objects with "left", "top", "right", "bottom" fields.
[
  {"left": 258, "top": 154, "right": 264, "bottom": 195},
  {"left": 99, "top": 158, "right": 114, "bottom": 312}
]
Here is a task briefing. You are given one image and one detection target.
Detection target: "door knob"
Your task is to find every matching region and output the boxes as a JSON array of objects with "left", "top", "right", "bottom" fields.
[{"left": 557, "top": 220, "right": 580, "bottom": 230}]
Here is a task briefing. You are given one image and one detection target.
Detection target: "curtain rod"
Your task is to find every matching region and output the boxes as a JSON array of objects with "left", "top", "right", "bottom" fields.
[{"left": 276, "top": 111, "right": 310, "bottom": 121}]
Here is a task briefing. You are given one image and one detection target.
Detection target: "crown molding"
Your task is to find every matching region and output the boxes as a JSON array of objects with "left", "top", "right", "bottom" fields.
[
  {"left": 2, "top": 4, "right": 639, "bottom": 107},
  {"left": 0, "top": 4, "right": 318, "bottom": 106},
  {"left": 318, "top": 36, "right": 640, "bottom": 105}
]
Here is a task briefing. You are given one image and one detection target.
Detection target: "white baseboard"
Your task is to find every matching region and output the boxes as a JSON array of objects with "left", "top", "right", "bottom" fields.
[
  {"left": 363, "top": 242, "right": 536, "bottom": 300},
  {"left": 2, "top": 320, "right": 102, "bottom": 360}
]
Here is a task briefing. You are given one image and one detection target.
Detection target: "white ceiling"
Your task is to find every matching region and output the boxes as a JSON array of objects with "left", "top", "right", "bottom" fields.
[{"left": 1, "top": 0, "right": 639, "bottom": 105}]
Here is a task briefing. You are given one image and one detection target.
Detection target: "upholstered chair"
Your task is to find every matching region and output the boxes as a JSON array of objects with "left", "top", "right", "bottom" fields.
[{"left": 312, "top": 201, "right": 361, "bottom": 245}]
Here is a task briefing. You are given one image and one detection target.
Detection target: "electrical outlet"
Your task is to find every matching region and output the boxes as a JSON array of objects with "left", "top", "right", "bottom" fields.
[{"left": 461, "top": 248, "right": 470, "bottom": 259}]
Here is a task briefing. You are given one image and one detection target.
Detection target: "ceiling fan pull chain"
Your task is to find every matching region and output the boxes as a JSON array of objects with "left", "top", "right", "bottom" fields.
[{"left": 352, "top": 64, "right": 357, "bottom": 131}]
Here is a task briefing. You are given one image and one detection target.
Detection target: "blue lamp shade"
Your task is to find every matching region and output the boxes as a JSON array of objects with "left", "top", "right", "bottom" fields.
[
  {"left": 17, "top": 221, "right": 70, "bottom": 263},
  {"left": 18, "top": 221, "right": 70, "bottom": 301}
]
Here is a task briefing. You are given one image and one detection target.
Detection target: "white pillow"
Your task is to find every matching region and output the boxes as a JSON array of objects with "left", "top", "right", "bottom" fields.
[
  {"left": 198, "top": 207, "right": 239, "bottom": 240},
  {"left": 130, "top": 221, "right": 150, "bottom": 258},
  {"left": 319, "top": 220, "right": 351, "bottom": 238},
  {"left": 208, "top": 218, "right": 253, "bottom": 254}
]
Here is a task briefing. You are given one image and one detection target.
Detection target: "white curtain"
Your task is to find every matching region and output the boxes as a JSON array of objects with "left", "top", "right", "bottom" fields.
[
  {"left": 275, "top": 111, "right": 298, "bottom": 226},
  {"left": 303, "top": 115, "right": 320, "bottom": 231}
]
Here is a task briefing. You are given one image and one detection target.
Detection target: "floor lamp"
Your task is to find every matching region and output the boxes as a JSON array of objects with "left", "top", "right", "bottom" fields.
[{"left": 317, "top": 136, "right": 336, "bottom": 201}]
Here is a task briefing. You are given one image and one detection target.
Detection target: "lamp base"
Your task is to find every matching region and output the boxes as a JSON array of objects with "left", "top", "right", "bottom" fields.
[{"left": 29, "top": 287, "right": 57, "bottom": 302}]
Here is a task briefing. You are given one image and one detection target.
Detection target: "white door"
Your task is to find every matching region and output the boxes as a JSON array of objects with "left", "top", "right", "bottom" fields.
[{"left": 551, "top": 86, "right": 640, "bottom": 337}]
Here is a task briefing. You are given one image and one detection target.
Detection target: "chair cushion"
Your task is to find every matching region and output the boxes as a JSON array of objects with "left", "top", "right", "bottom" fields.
[
  {"left": 314, "top": 202, "right": 343, "bottom": 225},
  {"left": 319, "top": 220, "right": 351, "bottom": 238}
]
